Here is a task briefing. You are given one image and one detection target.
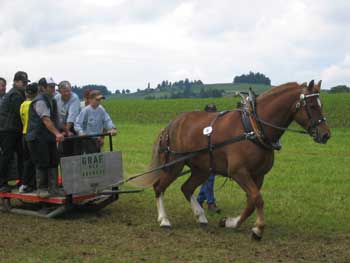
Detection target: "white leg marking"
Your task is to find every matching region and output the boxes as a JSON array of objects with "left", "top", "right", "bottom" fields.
[
  {"left": 190, "top": 195, "right": 208, "bottom": 224},
  {"left": 156, "top": 193, "right": 171, "bottom": 227},
  {"left": 225, "top": 216, "right": 241, "bottom": 228},
  {"left": 252, "top": 226, "right": 262, "bottom": 237}
]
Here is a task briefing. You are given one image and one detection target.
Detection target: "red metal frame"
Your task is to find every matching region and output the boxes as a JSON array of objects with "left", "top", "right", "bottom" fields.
[{"left": 0, "top": 192, "right": 98, "bottom": 205}]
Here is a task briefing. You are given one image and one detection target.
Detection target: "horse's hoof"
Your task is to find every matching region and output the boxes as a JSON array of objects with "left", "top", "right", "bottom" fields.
[
  {"left": 218, "top": 218, "right": 227, "bottom": 227},
  {"left": 251, "top": 231, "right": 262, "bottom": 241},
  {"left": 199, "top": 222, "right": 208, "bottom": 228},
  {"left": 160, "top": 225, "right": 172, "bottom": 230}
]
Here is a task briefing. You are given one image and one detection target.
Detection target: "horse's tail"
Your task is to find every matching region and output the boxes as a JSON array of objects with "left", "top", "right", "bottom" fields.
[{"left": 128, "top": 130, "right": 164, "bottom": 188}]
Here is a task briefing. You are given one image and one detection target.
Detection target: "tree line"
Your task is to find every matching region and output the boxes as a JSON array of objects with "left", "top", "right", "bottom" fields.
[
  {"left": 142, "top": 78, "right": 226, "bottom": 100},
  {"left": 72, "top": 84, "right": 112, "bottom": 99},
  {"left": 233, "top": 71, "right": 271, "bottom": 85},
  {"left": 329, "top": 85, "right": 350, "bottom": 93},
  {"left": 114, "top": 89, "right": 131, "bottom": 95},
  {"left": 139, "top": 79, "right": 204, "bottom": 94},
  {"left": 83, "top": 72, "right": 272, "bottom": 100}
]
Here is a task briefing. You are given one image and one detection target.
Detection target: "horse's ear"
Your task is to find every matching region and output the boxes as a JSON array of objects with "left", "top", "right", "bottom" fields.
[
  {"left": 316, "top": 80, "right": 322, "bottom": 92},
  {"left": 308, "top": 80, "right": 315, "bottom": 91}
]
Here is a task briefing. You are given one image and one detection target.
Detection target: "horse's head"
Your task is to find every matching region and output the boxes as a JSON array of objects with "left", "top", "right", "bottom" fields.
[{"left": 293, "top": 80, "right": 330, "bottom": 144}]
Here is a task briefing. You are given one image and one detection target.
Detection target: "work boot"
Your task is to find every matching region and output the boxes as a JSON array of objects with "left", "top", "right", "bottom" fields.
[
  {"left": 19, "top": 185, "right": 34, "bottom": 193},
  {"left": 207, "top": 203, "right": 221, "bottom": 214},
  {"left": 48, "top": 168, "right": 65, "bottom": 197},
  {"left": 36, "top": 168, "right": 50, "bottom": 198}
]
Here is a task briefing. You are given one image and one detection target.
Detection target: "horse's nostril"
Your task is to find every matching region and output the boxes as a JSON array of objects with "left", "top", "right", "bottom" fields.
[{"left": 322, "top": 132, "right": 330, "bottom": 142}]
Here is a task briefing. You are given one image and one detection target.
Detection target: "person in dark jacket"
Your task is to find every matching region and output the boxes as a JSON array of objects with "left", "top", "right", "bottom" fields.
[
  {"left": 19, "top": 83, "right": 39, "bottom": 193},
  {"left": 0, "top": 72, "right": 28, "bottom": 192},
  {"left": 0, "top": 77, "right": 6, "bottom": 104},
  {"left": 26, "top": 77, "right": 65, "bottom": 198}
]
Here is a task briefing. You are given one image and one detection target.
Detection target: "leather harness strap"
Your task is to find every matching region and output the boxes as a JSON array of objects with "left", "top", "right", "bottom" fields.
[
  {"left": 247, "top": 104, "right": 278, "bottom": 150},
  {"left": 206, "top": 110, "right": 230, "bottom": 175}
]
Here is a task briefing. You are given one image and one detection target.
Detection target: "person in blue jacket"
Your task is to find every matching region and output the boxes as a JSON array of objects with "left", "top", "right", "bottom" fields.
[{"left": 197, "top": 104, "right": 221, "bottom": 213}]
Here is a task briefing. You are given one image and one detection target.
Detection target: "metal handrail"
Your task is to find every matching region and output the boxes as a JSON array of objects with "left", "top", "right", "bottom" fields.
[{"left": 62, "top": 133, "right": 114, "bottom": 151}]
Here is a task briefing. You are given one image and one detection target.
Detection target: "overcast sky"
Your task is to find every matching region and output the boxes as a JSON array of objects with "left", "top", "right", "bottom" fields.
[{"left": 0, "top": 0, "right": 349, "bottom": 91}]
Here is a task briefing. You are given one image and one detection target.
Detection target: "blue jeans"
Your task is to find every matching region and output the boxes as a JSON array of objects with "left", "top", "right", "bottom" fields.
[{"left": 197, "top": 175, "right": 216, "bottom": 205}]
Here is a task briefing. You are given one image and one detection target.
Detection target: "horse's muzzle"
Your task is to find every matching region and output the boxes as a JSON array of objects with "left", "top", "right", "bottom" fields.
[
  {"left": 321, "top": 132, "right": 331, "bottom": 144},
  {"left": 314, "top": 130, "right": 331, "bottom": 144}
]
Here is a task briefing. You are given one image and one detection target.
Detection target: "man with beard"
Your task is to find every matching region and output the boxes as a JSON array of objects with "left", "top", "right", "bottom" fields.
[
  {"left": 26, "top": 77, "right": 65, "bottom": 197},
  {"left": 55, "top": 80, "right": 80, "bottom": 156}
]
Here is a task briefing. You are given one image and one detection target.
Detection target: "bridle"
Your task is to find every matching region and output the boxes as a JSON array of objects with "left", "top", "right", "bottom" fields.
[
  {"left": 295, "top": 92, "right": 327, "bottom": 134},
  {"left": 245, "top": 89, "right": 327, "bottom": 138}
]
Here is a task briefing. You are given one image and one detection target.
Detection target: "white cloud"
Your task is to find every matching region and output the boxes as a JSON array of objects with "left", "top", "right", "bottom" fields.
[
  {"left": 321, "top": 54, "right": 350, "bottom": 87},
  {"left": 0, "top": 0, "right": 349, "bottom": 91}
]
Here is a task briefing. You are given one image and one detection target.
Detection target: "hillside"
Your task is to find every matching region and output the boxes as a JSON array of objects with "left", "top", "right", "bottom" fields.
[{"left": 109, "top": 83, "right": 271, "bottom": 99}]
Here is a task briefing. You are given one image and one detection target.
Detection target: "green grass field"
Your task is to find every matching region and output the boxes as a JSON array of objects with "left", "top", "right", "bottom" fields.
[
  {"left": 104, "top": 93, "right": 350, "bottom": 127},
  {"left": 1, "top": 93, "right": 349, "bottom": 262}
]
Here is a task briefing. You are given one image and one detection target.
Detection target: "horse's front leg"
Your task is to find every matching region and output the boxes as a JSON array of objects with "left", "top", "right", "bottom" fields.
[
  {"left": 219, "top": 193, "right": 255, "bottom": 229},
  {"left": 220, "top": 169, "right": 265, "bottom": 240}
]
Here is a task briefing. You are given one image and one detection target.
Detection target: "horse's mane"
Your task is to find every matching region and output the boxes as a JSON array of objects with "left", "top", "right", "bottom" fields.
[{"left": 257, "top": 82, "right": 305, "bottom": 102}]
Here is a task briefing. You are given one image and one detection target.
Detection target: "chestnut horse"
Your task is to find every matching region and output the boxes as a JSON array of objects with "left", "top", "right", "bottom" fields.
[{"left": 131, "top": 80, "right": 330, "bottom": 240}]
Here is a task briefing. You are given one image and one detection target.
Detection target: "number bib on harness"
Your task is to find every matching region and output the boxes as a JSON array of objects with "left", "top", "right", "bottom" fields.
[{"left": 203, "top": 126, "right": 213, "bottom": 136}]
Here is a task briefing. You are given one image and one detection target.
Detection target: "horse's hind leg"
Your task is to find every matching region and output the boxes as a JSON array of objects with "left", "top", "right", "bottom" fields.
[
  {"left": 181, "top": 166, "right": 210, "bottom": 226},
  {"left": 153, "top": 163, "right": 185, "bottom": 228}
]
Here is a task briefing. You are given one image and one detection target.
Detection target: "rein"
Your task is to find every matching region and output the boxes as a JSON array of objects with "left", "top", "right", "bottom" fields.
[{"left": 254, "top": 116, "right": 308, "bottom": 134}]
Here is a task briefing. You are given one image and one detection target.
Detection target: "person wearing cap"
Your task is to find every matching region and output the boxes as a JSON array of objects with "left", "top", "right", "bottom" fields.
[
  {"left": 81, "top": 89, "right": 92, "bottom": 109},
  {"left": 74, "top": 90, "right": 117, "bottom": 153},
  {"left": 0, "top": 71, "right": 28, "bottom": 192},
  {"left": 25, "top": 77, "right": 65, "bottom": 198},
  {"left": 196, "top": 104, "right": 221, "bottom": 214},
  {"left": 55, "top": 80, "right": 81, "bottom": 156},
  {"left": 19, "top": 83, "right": 38, "bottom": 193},
  {"left": 0, "top": 77, "right": 6, "bottom": 105}
]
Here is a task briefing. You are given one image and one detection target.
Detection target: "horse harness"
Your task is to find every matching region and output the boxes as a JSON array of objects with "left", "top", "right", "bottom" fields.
[
  {"left": 239, "top": 90, "right": 282, "bottom": 151},
  {"left": 157, "top": 98, "right": 276, "bottom": 175}
]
